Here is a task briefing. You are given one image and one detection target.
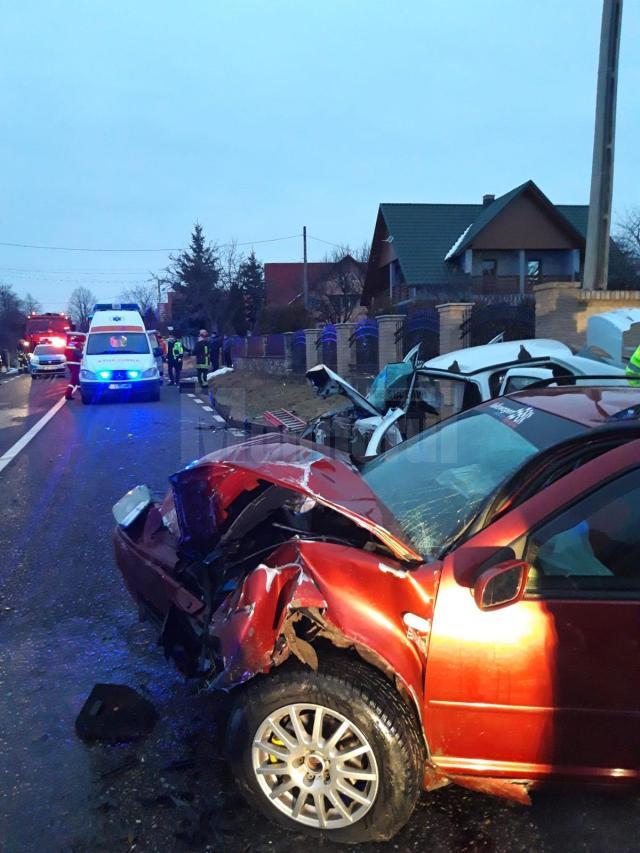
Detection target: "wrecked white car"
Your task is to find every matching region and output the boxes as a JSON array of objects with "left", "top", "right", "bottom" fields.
[{"left": 303, "top": 339, "right": 625, "bottom": 458}]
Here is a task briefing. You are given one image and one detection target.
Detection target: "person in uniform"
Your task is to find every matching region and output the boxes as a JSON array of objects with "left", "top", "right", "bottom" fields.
[{"left": 64, "top": 333, "right": 86, "bottom": 400}]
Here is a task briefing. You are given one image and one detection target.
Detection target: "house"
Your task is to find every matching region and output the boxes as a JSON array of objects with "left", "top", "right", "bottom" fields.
[
  {"left": 265, "top": 255, "right": 367, "bottom": 321},
  {"left": 362, "top": 180, "right": 588, "bottom": 308}
]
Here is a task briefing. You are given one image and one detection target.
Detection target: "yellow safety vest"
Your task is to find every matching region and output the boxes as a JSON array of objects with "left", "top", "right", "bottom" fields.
[{"left": 626, "top": 345, "right": 640, "bottom": 387}]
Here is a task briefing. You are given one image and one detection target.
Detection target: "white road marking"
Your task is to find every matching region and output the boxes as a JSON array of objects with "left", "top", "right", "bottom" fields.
[
  {"left": 193, "top": 398, "right": 204, "bottom": 404},
  {"left": 213, "top": 414, "right": 225, "bottom": 424},
  {"left": 187, "top": 393, "right": 196, "bottom": 398},
  {"left": 0, "top": 395, "right": 67, "bottom": 474},
  {"left": 202, "top": 405, "right": 213, "bottom": 411}
]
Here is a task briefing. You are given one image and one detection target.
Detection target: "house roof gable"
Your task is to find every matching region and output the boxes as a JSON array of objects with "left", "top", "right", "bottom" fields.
[{"left": 369, "top": 182, "right": 588, "bottom": 290}]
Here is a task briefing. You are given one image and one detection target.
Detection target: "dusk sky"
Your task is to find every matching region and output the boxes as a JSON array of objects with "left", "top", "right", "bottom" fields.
[{"left": 1, "top": 0, "right": 638, "bottom": 311}]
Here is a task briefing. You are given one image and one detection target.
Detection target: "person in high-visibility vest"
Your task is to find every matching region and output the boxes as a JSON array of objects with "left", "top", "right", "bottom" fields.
[
  {"left": 167, "top": 336, "right": 184, "bottom": 386},
  {"left": 626, "top": 345, "right": 640, "bottom": 387}
]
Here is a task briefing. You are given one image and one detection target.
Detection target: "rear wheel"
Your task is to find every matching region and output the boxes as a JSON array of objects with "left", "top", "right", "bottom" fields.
[{"left": 227, "top": 658, "right": 424, "bottom": 843}]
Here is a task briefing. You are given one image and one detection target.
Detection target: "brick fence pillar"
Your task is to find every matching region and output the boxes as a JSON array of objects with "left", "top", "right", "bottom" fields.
[
  {"left": 376, "top": 315, "right": 404, "bottom": 370},
  {"left": 283, "top": 332, "right": 295, "bottom": 372},
  {"left": 336, "top": 322, "right": 356, "bottom": 376},
  {"left": 304, "top": 328, "right": 320, "bottom": 371},
  {"left": 436, "top": 303, "right": 474, "bottom": 355},
  {"left": 533, "top": 282, "right": 582, "bottom": 347}
]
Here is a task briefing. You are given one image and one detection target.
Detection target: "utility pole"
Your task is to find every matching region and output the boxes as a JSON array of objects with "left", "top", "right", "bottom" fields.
[
  {"left": 303, "top": 226, "right": 308, "bottom": 309},
  {"left": 583, "top": 0, "right": 623, "bottom": 291}
]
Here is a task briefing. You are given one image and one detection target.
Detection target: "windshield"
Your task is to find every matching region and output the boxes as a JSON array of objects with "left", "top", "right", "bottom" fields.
[
  {"left": 86, "top": 332, "right": 150, "bottom": 355},
  {"left": 34, "top": 346, "right": 62, "bottom": 356},
  {"left": 366, "top": 362, "right": 414, "bottom": 410},
  {"left": 363, "top": 401, "right": 584, "bottom": 561}
]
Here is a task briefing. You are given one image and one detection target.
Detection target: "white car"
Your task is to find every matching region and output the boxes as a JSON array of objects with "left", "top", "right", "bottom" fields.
[
  {"left": 29, "top": 344, "right": 66, "bottom": 379},
  {"left": 304, "top": 339, "right": 626, "bottom": 458}
]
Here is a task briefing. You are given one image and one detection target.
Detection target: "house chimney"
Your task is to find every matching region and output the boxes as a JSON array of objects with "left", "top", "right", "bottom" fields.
[{"left": 482, "top": 194, "right": 495, "bottom": 207}]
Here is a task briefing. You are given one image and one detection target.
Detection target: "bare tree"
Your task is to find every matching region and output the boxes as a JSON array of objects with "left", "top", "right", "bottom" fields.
[
  {"left": 314, "top": 243, "right": 369, "bottom": 324},
  {"left": 22, "top": 292, "right": 42, "bottom": 314},
  {"left": 120, "top": 282, "right": 157, "bottom": 316},
  {"left": 612, "top": 209, "right": 640, "bottom": 288},
  {"left": 67, "top": 286, "right": 97, "bottom": 330},
  {"left": 219, "top": 239, "right": 244, "bottom": 290}
]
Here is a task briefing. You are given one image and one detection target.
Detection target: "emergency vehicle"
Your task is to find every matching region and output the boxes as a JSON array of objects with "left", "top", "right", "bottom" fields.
[
  {"left": 79, "top": 303, "right": 161, "bottom": 404},
  {"left": 22, "top": 312, "right": 71, "bottom": 351}
]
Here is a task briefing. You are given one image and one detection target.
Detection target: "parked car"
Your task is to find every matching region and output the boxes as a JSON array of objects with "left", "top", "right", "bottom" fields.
[
  {"left": 303, "top": 338, "right": 626, "bottom": 458},
  {"left": 113, "top": 385, "right": 640, "bottom": 843},
  {"left": 29, "top": 344, "right": 66, "bottom": 379}
]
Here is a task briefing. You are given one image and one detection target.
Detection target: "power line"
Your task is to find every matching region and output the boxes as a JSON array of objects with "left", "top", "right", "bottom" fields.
[
  {"left": 0, "top": 266, "right": 151, "bottom": 275},
  {"left": 309, "top": 235, "right": 343, "bottom": 249},
  {"left": 0, "top": 233, "right": 301, "bottom": 253}
]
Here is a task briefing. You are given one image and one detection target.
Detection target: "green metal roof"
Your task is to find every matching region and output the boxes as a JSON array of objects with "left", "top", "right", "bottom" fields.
[{"left": 379, "top": 181, "right": 588, "bottom": 288}]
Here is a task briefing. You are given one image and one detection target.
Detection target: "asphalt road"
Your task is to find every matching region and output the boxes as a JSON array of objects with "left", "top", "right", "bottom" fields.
[{"left": 1, "top": 373, "right": 640, "bottom": 852}]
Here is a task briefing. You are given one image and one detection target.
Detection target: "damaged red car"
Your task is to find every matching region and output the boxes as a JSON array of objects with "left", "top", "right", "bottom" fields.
[{"left": 113, "top": 386, "right": 640, "bottom": 843}]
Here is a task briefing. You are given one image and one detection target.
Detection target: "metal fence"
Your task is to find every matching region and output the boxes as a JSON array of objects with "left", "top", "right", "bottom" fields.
[
  {"left": 292, "top": 330, "right": 307, "bottom": 374},
  {"left": 350, "top": 319, "right": 379, "bottom": 375},
  {"left": 316, "top": 324, "right": 337, "bottom": 370},
  {"left": 397, "top": 309, "right": 440, "bottom": 360},
  {"left": 265, "top": 333, "right": 285, "bottom": 357},
  {"left": 460, "top": 297, "right": 535, "bottom": 346}
]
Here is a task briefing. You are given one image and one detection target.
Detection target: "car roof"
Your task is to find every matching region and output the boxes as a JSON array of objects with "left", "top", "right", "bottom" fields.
[
  {"left": 423, "top": 339, "right": 573, "bottom": 373},
  {"left": 509, "top": 386, "right": 640, "bottom": 427}
]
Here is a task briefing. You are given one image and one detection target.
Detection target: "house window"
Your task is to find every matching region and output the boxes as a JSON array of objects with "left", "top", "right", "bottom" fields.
[
  {"left": 527, "top": 259, "right": 541, "bottom": 281},
  {"left": 481, "top": 259, "right": 497, "bottom": 277}
]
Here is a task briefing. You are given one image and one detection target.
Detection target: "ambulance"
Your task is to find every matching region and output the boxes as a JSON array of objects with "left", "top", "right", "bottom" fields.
[{"left": 79, "top": 304, "right": 161, "bottom": 404}]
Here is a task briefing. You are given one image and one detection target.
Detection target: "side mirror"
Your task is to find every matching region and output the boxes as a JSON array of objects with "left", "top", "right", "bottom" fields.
[
  {"left": 473, "top": 560, "right": 530, "bottom": 611},
  {"left": 153, "top": 346, "right": 162, "bottom": 358}
]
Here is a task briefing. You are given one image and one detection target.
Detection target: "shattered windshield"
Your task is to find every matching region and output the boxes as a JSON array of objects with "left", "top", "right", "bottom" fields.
[
  {"left": 362, "top": 401, "right": 584, "bottom": 561},
  {"left": 366, "top": 362, "right": 414, "bottom": 411}
]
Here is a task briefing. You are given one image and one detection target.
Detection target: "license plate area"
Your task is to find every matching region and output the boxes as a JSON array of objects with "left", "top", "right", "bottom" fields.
[{"left": 109, "top": 382, "right": 132, "bottom": 389}]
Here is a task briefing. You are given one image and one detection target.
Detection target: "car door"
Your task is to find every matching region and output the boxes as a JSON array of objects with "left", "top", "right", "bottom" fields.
[{"left": 423, "top": 442, "right": 640, "bottom": 783}]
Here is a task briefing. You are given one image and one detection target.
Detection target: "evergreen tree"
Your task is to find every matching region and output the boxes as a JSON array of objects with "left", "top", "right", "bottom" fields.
[
  {"left": 237, "top": 251, "right": 265, "bottom": 330},
  {"left": 160, "top": 224, "right": 222, "bottom": 334}
]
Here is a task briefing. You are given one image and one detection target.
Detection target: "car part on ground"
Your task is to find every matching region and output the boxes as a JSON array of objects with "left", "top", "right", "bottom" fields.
[{"left": 113, "top": 389, "right": 640, "bottom": 842}]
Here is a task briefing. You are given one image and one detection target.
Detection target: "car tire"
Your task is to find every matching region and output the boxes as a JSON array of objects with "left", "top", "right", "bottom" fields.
[
  {"left": 227, "top": 657, "right": 424, "bottom": 844},
  {"left": 81, "top": 392, "right": 93, "bottom": 405}
]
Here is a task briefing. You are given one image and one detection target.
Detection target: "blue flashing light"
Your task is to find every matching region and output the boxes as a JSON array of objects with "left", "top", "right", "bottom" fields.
[
  {"left": 127, "top": 370, "right": 140, "bottom": 379},
  {"left": 98, "top": 370, "right": 112, "bottom": 380}
]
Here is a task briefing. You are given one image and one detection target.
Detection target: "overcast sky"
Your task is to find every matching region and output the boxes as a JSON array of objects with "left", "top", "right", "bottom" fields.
[{"left": 1, "top": 0, "right": 638, "bottom": 311}]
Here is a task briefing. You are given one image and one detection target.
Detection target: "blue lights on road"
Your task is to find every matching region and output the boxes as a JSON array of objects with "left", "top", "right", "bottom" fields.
[
  {"left": 98, "top": 370, "right": 111, "bottom": 380},
  {"left": 127, "top": 370, "right": 140, "bottom": 379}
]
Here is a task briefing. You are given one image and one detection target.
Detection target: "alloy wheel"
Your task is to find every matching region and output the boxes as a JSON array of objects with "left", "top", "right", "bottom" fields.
[{"left": 251, "top": 702, "right": 379, "bottom": 830}]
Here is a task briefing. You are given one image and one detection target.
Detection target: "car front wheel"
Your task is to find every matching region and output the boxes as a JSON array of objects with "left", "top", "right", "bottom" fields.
[{"left": 227, "top": 658, "right": 424, "bottom": 843}]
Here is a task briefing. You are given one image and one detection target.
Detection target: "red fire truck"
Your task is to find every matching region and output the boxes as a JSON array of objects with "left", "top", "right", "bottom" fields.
[{"left": 21, "top": 313, "right": 72, "bottom": 352}]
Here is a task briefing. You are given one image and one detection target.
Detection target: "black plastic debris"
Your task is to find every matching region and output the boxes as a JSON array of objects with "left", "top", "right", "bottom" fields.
[{"left": 75, "top": 683, "right": 158, "bottom": 744}]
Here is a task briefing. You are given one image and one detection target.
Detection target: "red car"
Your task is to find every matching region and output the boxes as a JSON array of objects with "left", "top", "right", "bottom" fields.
[{"left": 113, "top": 386, "right": 640, "bottom": 843}]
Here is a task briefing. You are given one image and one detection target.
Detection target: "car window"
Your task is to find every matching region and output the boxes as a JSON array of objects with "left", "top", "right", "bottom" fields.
[
  {"left": 410, "top": 374, "right": 480, "bottom": 421},
  {"left": 525, "top": 467, "right": 640, "bottom": 595},
  {"left": 503, "top": 374, "right": 545, "bottom": 394},
  {"left": 34, "top": 346, "right": 61, "bottom": 356}
]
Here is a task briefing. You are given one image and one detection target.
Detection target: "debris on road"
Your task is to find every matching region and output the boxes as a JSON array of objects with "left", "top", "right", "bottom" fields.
[{"left": 75, "top": 683, "right": 158, "bottom": 744}]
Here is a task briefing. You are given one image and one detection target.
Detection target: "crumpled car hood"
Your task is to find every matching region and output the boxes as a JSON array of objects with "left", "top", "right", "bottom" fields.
[
  {"left": 188, "top": 433, "right": 421, "bottom": 562},
  {"left": 306, "top": 364, "right": 381, "bottom": 416}
]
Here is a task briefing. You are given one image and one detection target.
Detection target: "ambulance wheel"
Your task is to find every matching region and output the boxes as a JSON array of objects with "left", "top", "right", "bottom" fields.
[{"left": 81, "top": 392, "right": 93, "bottom": 405}]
